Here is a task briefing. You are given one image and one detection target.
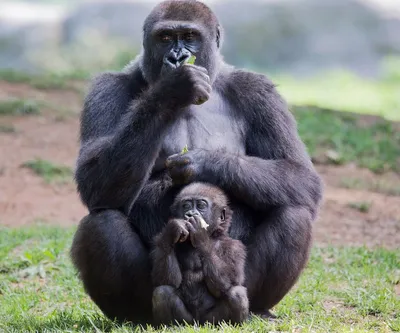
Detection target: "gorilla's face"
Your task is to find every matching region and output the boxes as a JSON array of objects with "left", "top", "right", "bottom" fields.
[
  {"left": 153, "top": 22, "right": 203, "bottom": 75},
  {"left": 140, "top": 1, "right": 221, "bottom": 84}
]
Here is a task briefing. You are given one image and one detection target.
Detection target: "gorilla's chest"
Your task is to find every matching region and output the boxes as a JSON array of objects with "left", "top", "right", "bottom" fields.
[{"left": 161, "top": 94, "right": 245, "bottom": 159}]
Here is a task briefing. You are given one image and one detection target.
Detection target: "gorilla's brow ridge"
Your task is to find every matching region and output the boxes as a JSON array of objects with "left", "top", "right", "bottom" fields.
[{"left": 152, "top": 21, "right": 205, "bottom": 35}]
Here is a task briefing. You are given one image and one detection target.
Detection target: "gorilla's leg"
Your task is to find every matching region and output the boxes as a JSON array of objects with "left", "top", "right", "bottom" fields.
[
  {"left": 152, "top": 286, "right": 194, "bottom": 325},
  {"left": 203, "top": 286, "right": 249, "bottom": 324},
  {"left": 245, "top": 206, "right": 313, "bottom": 316},
  {"left": 70, "top": 210, "right": 152, "bottom": 324}
]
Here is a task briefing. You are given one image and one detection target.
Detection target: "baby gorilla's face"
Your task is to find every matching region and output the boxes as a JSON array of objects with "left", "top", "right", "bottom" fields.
[
  {"left": 177, "top": 196, "right": 227, "bottom": 232},
  {"left": 181, "top": 197, "right": 210, "bottom": 220},
  {"left": 171, "top": 183, "right": 231, "bottom": 237}
]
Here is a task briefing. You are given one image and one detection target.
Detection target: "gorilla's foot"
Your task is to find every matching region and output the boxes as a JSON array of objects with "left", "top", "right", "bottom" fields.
[{"left": 253, "top": 309, "right": 277, "bottom": 320}]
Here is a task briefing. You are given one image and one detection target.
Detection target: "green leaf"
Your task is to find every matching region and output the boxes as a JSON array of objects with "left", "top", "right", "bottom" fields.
[
  {"left": 187, "top": 55, "right": 196, "bottom": 65},
  {"left": 181, "top": 145, "right": 189, "bottom": 154}
]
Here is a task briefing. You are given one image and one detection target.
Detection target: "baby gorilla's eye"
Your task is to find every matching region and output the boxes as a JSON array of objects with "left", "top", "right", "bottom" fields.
[
  {"left": 182, "top": 202, "right": 192, "bottom": 211},
  {"left": 196, "top": 200, "right": 208, "bottom": 210}
]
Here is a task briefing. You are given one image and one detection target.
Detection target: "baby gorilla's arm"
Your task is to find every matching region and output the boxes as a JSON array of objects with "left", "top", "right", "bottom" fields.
[{"left": 151, "top": 219, "right": 194, "bottom": 325}]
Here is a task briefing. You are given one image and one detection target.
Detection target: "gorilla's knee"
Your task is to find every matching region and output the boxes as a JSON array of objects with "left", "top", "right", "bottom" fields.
[{"left": 152, "top": 285, "right": 175, "bottom": 306}]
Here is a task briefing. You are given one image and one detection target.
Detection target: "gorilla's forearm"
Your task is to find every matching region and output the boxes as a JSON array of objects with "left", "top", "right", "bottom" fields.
[
  {"left": 76, "top": 80, "right": 178, "bottom": 211},
  {"left": 151, "top": 237, "right": 182, "bottom": 288},
  {"left": 201, "top": 152, "right": 322, "bottom": 213}
]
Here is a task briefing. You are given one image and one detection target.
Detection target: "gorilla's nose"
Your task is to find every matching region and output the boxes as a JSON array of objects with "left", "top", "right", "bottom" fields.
[{"left": 165, "top": 50, "right": 191, "bottom": 68}]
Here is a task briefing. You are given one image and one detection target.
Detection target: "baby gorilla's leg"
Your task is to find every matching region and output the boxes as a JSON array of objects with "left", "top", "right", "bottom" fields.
[
  {"left": 202, "top": 286, "right": 249, "bottom": 324},
  {"left": 226, "top": 286, "right": 249, "bottom": 323},
  {"left": 152, "top": 286, "right": 194, "bottom": 325}
]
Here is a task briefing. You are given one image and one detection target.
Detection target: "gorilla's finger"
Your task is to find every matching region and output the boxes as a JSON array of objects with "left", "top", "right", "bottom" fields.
[
  {"left": 200, "top": 82, "right": 212, "bottom": 94},
  {"left": 168, "top": 165, "right": 194, "bottom": 184},
  {"left": 166, "top": 154, "right": 191, "bottom": 168},
  {"left": 186, "top": 64, "right": 209, "bottom": 75},
  {"left": 193, "top": 70, "right": 211, "bottom": 84},
  {"left": 193, "top": 85, "right": 210, "bottom": 104}
]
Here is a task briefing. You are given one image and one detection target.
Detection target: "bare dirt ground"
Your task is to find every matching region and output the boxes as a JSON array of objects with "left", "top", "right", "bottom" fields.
[{"left": 0, "top": 82, "right": 399, "bottom": 249}]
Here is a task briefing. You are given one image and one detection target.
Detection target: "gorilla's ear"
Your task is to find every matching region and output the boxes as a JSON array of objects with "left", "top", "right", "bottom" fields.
[{"left": 216, "top": 25, "right": 221, "bottom": 48}]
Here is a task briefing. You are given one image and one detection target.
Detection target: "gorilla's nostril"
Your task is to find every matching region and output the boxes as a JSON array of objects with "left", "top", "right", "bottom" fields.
[
  {"left": 178, "top": 54, "right": 190, "bottom": 64},
  {"left": 167, "top": 56, "right": 178, "bottom": 65}
]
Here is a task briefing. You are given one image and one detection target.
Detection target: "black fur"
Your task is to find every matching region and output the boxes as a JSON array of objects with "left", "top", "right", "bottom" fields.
[
  {"left": 151, "top": 183, "right": 248, "bottom": 325},
  {"left": 70, "top": 0, "right": 323, "bottom": 324}
]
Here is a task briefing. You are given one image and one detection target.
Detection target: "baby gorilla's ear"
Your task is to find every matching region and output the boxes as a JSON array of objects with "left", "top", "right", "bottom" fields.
[{"left": 220, "top": 208, "right": 226, "bottom": 221}]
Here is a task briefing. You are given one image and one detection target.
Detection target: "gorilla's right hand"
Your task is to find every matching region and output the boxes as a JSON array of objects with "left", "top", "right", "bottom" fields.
[
  {"left": 160, "top": 219, "right": 191, "bottom": 250},
  {"left": 157, "top": 65, "right": 211, "bottom": 108}
]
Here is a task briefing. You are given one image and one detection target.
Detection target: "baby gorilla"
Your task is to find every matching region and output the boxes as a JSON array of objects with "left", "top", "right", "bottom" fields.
[{"left": 151, "top": 182, "right": 249, "bottom": 325}]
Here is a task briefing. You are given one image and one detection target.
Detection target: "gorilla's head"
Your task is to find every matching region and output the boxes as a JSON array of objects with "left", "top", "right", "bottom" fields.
[{"left": 140, "top": 0, "right": 222, "bottom": 84}]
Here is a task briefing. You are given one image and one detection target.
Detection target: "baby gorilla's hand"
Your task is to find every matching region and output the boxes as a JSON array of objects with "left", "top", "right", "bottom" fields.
[
  {"left": 187, "top": 215, "right": 211, "bottom": 250},
  {"left": 163, "top": 219, "right": 191, "bottom": 248}
]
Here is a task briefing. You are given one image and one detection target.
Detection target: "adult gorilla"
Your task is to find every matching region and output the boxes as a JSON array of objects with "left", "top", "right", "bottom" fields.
[{"left": 71, "top": 0, "right": 323, "bottom": 324}]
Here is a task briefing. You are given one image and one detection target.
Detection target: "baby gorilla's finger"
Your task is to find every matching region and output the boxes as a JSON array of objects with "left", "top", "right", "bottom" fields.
[
  {"left": 188, "top": 215, "right": 202, "bottom": 230},
  {"left": 179, "top": 228, "right": 189, "bottom": 242},
  {"left": 194, "top": 215, "right": 209, "bottom": 229},
  {"left": 185, "top": 222, "right": 196, "bottom": 234}
]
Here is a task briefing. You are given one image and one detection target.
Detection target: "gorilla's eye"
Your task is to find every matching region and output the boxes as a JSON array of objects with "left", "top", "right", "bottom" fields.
[
  {"left": 184, "top": 32, "right": 196, "bottom": 42},
  {"left": 160, "top": 34, "right": 173, "bottom": 43}
]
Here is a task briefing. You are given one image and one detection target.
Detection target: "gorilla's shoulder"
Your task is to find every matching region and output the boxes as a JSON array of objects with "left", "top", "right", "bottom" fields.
[
  {"left": 217, "top": 67, "right": 283, "bottom": 114},
  {"left": 87, "top": 59, "right": 146, "bottom": 97},
  {"left": 226, "top": 69, "right": 277, "bottom": 94}
]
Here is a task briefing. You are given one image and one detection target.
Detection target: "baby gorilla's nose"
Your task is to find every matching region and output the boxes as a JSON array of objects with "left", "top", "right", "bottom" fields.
[{"left": 184, "top": 210, "right": 199, "bottom": 219}]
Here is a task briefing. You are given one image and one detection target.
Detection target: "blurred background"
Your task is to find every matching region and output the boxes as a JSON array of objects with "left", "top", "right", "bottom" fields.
[{"left": 0, "top": 0, "right": 399, "bottom": 249}]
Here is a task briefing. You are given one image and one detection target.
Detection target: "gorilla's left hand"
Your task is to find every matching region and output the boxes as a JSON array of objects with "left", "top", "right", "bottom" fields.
[{"left": 165, "top": 148, "right": 209, "bottom": 185}]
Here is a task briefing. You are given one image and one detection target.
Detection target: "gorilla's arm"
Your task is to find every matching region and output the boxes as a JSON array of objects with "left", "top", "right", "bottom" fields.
[
  {"left": 203, "top": 106, "right": 322, "bottom": 212},
  {"left": 170, "top": 73, "right": 322, "bottom": 213},
  {"left": 75, "top": 67, "right": 182, "bottom": 211}
]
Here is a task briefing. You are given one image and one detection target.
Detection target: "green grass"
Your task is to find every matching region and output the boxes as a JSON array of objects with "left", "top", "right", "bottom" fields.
[
  {"left": 293, "top": 107, "right": 400, "bottom": 173},
  {"left": 0, "top": 225, "right": 399, "bottom": 332},
  {"left": 0, "top": 99, "right": 41, "bottom": 116},
  {"left": 347, "top": 201, "right": 372, "bottom": 213},
  {"left": 274, "top": 69, "right": 400, "bottom": 122},
  {"left": 21, "top": 158, "right": 73, "bottom": 184}
]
